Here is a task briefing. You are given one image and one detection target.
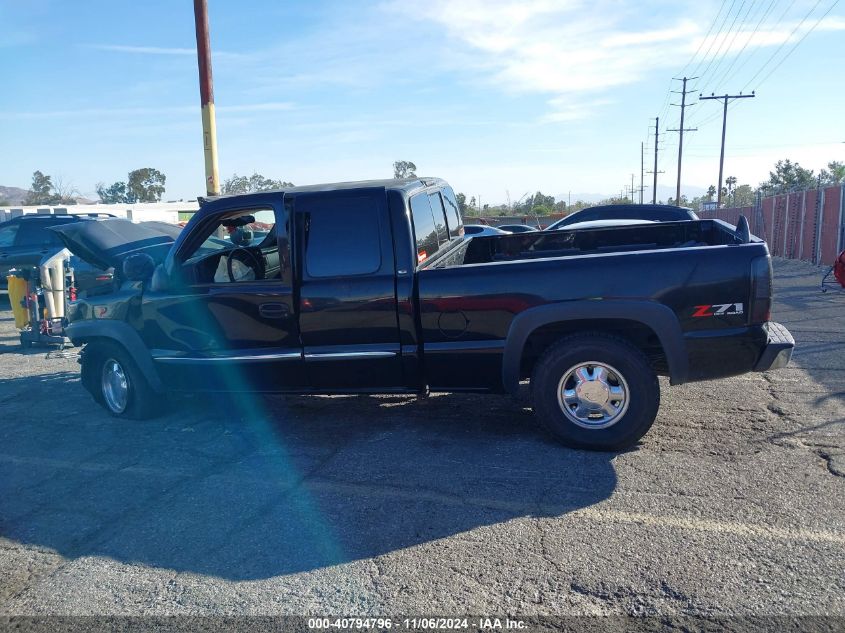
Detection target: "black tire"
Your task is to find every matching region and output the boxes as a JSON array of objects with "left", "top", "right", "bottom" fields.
[
  {"left": 81, "top": 340, "right": 161, "bottom": 420},
  {"left": 531, "top": 333, "right": 660, "bottom": 451}
]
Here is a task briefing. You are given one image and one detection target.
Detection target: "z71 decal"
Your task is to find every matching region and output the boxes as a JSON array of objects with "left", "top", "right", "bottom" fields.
[{"left": 692, "top": 303, "right": 744, "bottom": 317}]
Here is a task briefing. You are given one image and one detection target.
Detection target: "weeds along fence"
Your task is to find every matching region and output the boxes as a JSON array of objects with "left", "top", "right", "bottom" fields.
[{"left": 698, "top": 184, "right": 845, "bottom": 266}]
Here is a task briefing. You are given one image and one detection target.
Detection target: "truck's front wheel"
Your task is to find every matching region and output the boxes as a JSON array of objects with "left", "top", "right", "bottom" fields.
[
  {"left": 81, "top": 341, "right": 160, "bottom": 420},
  {"left": 531, "top": 334, "right": 659, "bottom": 451}
]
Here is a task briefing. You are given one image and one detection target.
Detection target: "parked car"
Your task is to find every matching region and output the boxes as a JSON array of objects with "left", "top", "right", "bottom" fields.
[
  {"left": 497, "top": 224, "right": 538, "bottom": 233},
  {"left": 0, "top": 213, "right": 116, "bottom": 295},
  {"left": 55, "top": 178, "right": 793, "bottom": 451},
  {"left": 546, "top": 204, "right": 698, "bottom": 231},
  {"left": 463, "top": 224, "right": 512, "bottom": 237},
  {"left": 558, "top": 219, "right": 656, "bottom": 231}
]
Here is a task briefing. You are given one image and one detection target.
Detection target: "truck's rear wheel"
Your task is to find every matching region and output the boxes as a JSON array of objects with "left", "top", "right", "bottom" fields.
[
  {"left": 81, "top": 341, "right": 160, "bottom": 420},
  {"left": 531, "top": 334, "right": 659, "bottom": 451}
]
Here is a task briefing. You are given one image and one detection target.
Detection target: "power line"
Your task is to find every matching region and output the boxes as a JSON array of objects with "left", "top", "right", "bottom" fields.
[
  {"left": 745, "top": 0, "right": 841, "bottom": 90},
  {"left": 658, "top": 0, "right": 731, "bottom": 123},
  {"left": 679, "top": 0, "right": 732, "bottom": 77},
  {"left": 689, "top": 0, "right": 740, "bottom": 78},
  {"left": 741, "top": 0, "right": 825, "bottom": 91},
  {"left": 709, "top": 0, "right": 780, "bottom": 90},
  {"left": 685, "top": 0, "right": 792, "bottom": 129},
  {"left": 698, "top": 0, "right": 759, "bottom": 93},
  {"left": 720, "top": 0, "right": 797, "bottom": 87},
  {"left": 696, "top": 0, "right": 751, "bottom": 87},
  {"left": 691, "top": 0, "right": 836, "bottom": 130}
]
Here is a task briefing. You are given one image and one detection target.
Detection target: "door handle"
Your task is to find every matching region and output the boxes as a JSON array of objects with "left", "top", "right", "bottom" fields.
[{"left": 259, "top": 302, "right": 288, "bottom": 319}]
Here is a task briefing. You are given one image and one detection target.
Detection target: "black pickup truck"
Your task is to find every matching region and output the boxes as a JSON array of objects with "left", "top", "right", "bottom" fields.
[{"left": 54, "top": 177, "right": 794, "bottom": 450}]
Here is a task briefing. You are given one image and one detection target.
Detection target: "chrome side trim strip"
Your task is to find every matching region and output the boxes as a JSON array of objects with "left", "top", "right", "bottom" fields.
[
  {"left": 154, "top": 352, "right": 302, "bottom": 363},
  {"left": 304, "top": 351, "right": 397, "bottom": 361}
]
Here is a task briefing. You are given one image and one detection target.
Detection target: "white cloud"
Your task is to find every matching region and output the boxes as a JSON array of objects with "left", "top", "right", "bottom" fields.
[
  {"left": 385, "top": 0, "right": 845, "bottom": 122},
  {"left": 86, "top": 44, "right": 247, "bottom": 60}
]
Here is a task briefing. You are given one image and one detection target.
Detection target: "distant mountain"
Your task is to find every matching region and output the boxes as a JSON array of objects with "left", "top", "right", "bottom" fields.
[
  {"left": 0, "top": 185, "right": 28, "bottom": 205},
  {"left": 0, "top": 186, "right": 99, "bottom": 206}
]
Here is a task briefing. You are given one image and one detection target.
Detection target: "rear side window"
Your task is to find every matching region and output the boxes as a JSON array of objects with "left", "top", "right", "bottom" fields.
[
  {"left": 14, "top": 221, "right": 61, "bottom": 246},
  {"left": 569, "top": 210, "right": 598, "bottom": 224},
  {"left": 305, "top": 195, "right": 381, "bottom": 277},
  {"left": 0, "top": 224, "right": 18, "bottom": 247},
  {"left": 440, "top": 187, "right": 463, "bottom": 238},
  {"left": 409, "top": 194, "right": 439, "bottom": 264},
  {"left": 428, "top": 193, "right": 448, "bottom": 245}
]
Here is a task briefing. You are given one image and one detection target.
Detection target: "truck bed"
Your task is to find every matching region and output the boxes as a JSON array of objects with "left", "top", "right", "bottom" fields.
[{"left": 424, "top": 219, "right": 747, "bottom": 269}]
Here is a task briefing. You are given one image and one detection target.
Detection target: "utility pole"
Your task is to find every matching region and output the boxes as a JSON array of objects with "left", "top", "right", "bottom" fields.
[
  {"left": 668, "top": 77, "right": 698, "bottom": 205},
  {"left": 699, "top": 91, "right": 755, "bottom": 207},
  {"left": 640, "top": 143, "right": 644, "bottom": 204},
  {"left": 646, "top": 117, "right": 664, "bottom": 204},
  {"left": 631, "top": 174, "right": 635, "bottom": 204},
  {"left": 194, "top": 0, "right": 220, "bottom": 196}
]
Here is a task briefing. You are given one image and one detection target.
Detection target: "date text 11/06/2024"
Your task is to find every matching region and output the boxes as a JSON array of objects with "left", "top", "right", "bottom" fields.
[{"left": 307, "top": 617, "right": 527, "bottom": 630}]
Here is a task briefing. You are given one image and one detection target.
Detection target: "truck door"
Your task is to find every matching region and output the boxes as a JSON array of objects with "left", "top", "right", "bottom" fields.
[
  {"left": 143, "top": 199, "right": 306, "bottom": 392},
  {"left": 294, "top": 189, "right": 404, "bottom": 389}
]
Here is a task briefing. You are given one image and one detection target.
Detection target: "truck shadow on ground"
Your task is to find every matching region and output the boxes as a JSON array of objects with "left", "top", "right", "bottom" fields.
[{"left": 0, "top": 372, "right": 618, "bottom": 581}]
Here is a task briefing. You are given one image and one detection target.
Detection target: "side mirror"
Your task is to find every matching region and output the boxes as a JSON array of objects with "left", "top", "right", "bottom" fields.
[
  {"left": 122, "top": 252, "right": 156, "bottom": 282},
  {"left": 735, "top": 215, "right": 750, "bottom": 244}
]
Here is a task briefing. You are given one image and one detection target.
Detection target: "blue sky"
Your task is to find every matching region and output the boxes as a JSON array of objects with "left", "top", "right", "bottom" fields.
[{"left": 2, "top": 0, "right": 843, "bottom": 205}]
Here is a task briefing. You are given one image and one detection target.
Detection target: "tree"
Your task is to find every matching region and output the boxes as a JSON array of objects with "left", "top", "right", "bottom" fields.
[
  {"left": 733, "top": 184, "right": 754, "bottom": 207},
  {"left": 98, "top": 167, "right": 167, "bottom": 203},
  {"left": 52, "top": 176, "right": 79, "bottom": 204},
  {"left": 764, "top": 159, "right": 816, "bottom": 192},
  {"left": 127, "top": 168, "right": 166, "bottom": 202},
  {"left": 706, "top": 185, "right": 716, "bottom": 201},
  {"left": 23, "top": 171, "right": 76, "bottom": 205},
  {"left": 24, "top": 171, "right": 59, "bottom": 205},
  {"left": 821, "top": 161, "right": 845, "bottom": 186},
  {"left": 393, "top": 160, "right": 417, "bottom": 179},
  {"left": 455, "top": 192, "right": 468, "bottom": 215},
  {"left": 221, "top": 172, "right": 293, "bottom": 194},
  {"left": 531, "top": 191, "right": 555, "bottom": 208},
  {"left": 725, "top": 176, "right": 737, "bottom": 204},
  {"left": 96, "top": 181, "right": 129, "bottom": 204}
]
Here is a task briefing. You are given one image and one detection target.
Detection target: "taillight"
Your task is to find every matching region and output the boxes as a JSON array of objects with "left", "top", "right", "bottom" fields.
[{"left": 750, "top": 256, "right": 772, "bottom": 324}]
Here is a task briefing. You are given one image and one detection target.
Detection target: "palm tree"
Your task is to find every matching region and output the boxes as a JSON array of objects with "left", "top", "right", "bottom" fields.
[
  {"left": 706, "top": 185, "right": 716, "bottom": 201},
  {"left": 725, "top": 176, "right": 738, "bottom": 206}
]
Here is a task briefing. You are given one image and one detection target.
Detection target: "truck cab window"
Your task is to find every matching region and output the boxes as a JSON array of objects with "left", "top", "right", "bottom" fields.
[
  {"left": 304, "top": 195, "right": 381, "bottom": 277},
  {"left": 410, "top": 194, "right": 439, "bottom": 264},
  {"left": 428, "top": 192, "right": 449, "bottom": 245},
  {"left": 180, "top": 208, "right": 281, "bottom": 284},
  {"left": 441, "top": 187, "right": 463, "bottom": 238}
]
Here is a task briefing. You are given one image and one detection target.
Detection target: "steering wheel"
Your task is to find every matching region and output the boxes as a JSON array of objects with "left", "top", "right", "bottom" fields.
[{"left": 226, "top": 247, "right": 263, "bottom": 282}]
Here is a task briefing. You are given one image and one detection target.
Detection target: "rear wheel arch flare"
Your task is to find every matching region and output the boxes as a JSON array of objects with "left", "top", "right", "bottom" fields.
[{"left": 502, "top": 301, "right": 688, "bottom": 394}]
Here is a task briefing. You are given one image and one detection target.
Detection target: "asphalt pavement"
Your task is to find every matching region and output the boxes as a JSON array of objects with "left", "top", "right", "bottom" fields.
[{"left": 0, "top": 258, "right": 843, "bottom": 620}]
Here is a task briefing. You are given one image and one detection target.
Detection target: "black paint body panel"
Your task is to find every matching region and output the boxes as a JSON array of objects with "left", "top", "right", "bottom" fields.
[{"left": 61, "top": 178, "right": 791, "bottom": 395}]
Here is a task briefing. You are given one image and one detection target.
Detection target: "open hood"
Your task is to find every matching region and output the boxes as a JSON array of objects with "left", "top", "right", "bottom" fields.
[{"left": 50, "top": 218, "right": 181, "bottom": 272}]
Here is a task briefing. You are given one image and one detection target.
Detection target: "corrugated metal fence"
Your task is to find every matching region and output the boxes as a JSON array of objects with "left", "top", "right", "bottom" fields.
[{"left": 698, "top": 184, "right": 845, "bottom": 266}]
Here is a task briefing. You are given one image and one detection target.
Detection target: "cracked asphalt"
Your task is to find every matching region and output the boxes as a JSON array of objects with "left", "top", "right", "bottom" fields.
[{"left": 0, "top": 258, "right": 843, "bottom": 618}]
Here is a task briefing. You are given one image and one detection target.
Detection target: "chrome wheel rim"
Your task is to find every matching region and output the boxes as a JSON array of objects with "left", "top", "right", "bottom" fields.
[
  {"left": 557, "top": 361, "right": 629, "bottom": 430},
  {"left": 101, "top": 358, "right": 129, "bottom": 414}
]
